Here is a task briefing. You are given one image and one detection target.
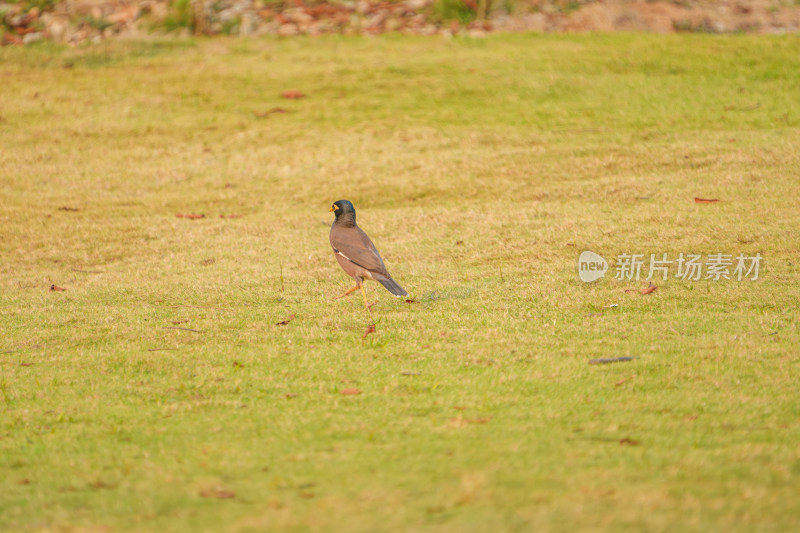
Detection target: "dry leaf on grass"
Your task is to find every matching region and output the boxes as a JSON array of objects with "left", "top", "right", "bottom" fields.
[
  {"left": 199, "top": 487, "right": 235, "bottom": 499},
  {"left": 176, "top": 213, "right": 205, "bottom": 219},
  {"left": 281, "top": 90, "right": 305, "bottom": 99},
  {"left": 50, "top": 285, "right": 66, "bottom": 292},
  {"left": 254, "top": 108, "right": 288, "bottom": 118},
  {"left": 276, "top": 313, "right": 295, "bottom": 326},
  {"left": 340, "top": 388, "right": 361, "bottom": 396},
  {"left": 640, "top": 282, "right": 657, "bottom": 295},
  {"left": 615, "top": 375, "right": 635, "bottom": 387},
  {"left": 694, "top": 197, "right": 719, "bottom": 203},
  {"left": 363, "top": 324, "right": 376, "bottom": 338},
  {"left": 448, "top": 416, "right": 492, "bottom": 427},
  {"left": 619, "top": 437, "right": 640, "bottom": 446},
  {"left": 625, "top": 282, "right": 656, "bottom": 295}
]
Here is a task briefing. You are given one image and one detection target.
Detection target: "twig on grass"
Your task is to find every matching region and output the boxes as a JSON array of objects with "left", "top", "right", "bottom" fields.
[{"left": 589, "top": 357, "right": 639, "bottom": 365}]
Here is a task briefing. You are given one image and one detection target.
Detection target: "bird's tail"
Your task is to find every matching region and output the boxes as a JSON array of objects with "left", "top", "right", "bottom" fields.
[{"left": 378, "top": 277, "right": 408, "bottom": 297}]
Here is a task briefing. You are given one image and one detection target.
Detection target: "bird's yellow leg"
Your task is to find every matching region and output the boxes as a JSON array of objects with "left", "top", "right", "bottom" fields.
[
  {"left": 360, "top": 284, "right": 378, "bottom": 312},
  {"left": 360, "top": 284, "right": 369, "bottom": 310},
  {"left": 334, "top": 285, "right": 360, "bottom": 300}
]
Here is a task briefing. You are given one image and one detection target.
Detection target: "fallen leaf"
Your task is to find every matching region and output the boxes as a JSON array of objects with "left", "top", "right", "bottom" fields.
[
  {"left": 694, "top": 197, "right": 719, "bottom": 203},
  {"left": 17, "top": 478, "right": 30, "bottom": 485},
  {"left": 58, "top": 206, "right": 79, "bottom": 212},
  {"left": 615, "top": 375, "right": 635, "bottom": 387},
  {"left": 640, "top": 282, "right": 657, "bottom": 295},
  {"left": 20, "top": 362, "right": 34, "bottom": 367},
  {"left": 404, "top": 297, "right": 417, "bottom": 304},
  {"left": 281, "top": 90, "right": 305, "bottom": 99},
  {"left": 232, "top": 361, "right": 244, "bottom": 369},
  {"left": 254, "top": 108, "right": 288, "bottom": 118},
  {"left": 625, "top": 283, "right": 656, "bottom": 295},
  {"left": 619, "top": 437, "right": 640, "bottom": 446},
  {"left": 363, "top": 323, "right": 376, "bottom": 338},
  {"left": 50, "top": 285, "right": 67, "bottom": 292},
  {"left": 276, "top": 313, "right": 295, "bottom": 326},
  {"left": 284, "top": 393, "right": 298, "bottom": 399},
  {"left": 176, "top": 213, "right": 205, "bottom": 219},
  {"left": 199, "top": 487, "right": 235, "bottom": 499},
  {"left": 89, "top": 479, "right": 116, "bottom": 490},
  {"left": 448, "top": 416, "right": 492, "bottom": 427},
  {"left": 340, "top": 388, "right": 361, "bottom": 395}
]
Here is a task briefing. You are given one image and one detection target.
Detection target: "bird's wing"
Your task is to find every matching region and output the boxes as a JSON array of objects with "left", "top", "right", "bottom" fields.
[{"left": 330, "top": 226, "right": 389, "bottom": 277}]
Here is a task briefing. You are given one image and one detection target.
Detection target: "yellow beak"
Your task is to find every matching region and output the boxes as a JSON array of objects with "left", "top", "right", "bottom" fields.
[{"left": 329, "top": 205, "right": 338, "bottom": 212}]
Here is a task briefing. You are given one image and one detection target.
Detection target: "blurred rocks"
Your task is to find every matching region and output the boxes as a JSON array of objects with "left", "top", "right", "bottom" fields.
[{"left": 1, "top": 0, "right": 799, "bottom": 46}]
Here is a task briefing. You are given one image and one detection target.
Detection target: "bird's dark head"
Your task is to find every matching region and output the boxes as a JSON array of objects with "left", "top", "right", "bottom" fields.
[{"left": 329, "top": 200, "right": 356, "bottom": 225}]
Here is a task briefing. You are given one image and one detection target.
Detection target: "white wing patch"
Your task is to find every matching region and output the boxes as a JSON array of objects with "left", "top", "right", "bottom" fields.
[{"left": 333, "top": 247, "right": 352, "bottom": 262}]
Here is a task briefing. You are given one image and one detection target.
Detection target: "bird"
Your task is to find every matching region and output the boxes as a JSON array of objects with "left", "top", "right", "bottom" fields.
[{"left": 328, "top": 200, "right": 408, "bottom": 310}]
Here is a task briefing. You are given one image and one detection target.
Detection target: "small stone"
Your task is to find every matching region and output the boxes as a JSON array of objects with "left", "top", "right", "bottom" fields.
[{"left": 23, "top": 32, "right": 44, "bottom": 44}]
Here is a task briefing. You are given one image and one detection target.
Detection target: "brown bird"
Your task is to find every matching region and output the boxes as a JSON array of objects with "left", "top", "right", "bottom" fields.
[{"left": 329, "top": 200, "right": 408, "bottom": 309}]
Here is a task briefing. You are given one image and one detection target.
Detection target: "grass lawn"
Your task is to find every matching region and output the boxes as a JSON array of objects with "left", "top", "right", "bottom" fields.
[{"left": 1, "top": 33, "right": 799, "bottom": 532}]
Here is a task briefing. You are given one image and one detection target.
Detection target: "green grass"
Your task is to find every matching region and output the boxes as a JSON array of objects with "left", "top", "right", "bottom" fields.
[{"left": 1, "top": 33, "right": 799, "bottom": 532}]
